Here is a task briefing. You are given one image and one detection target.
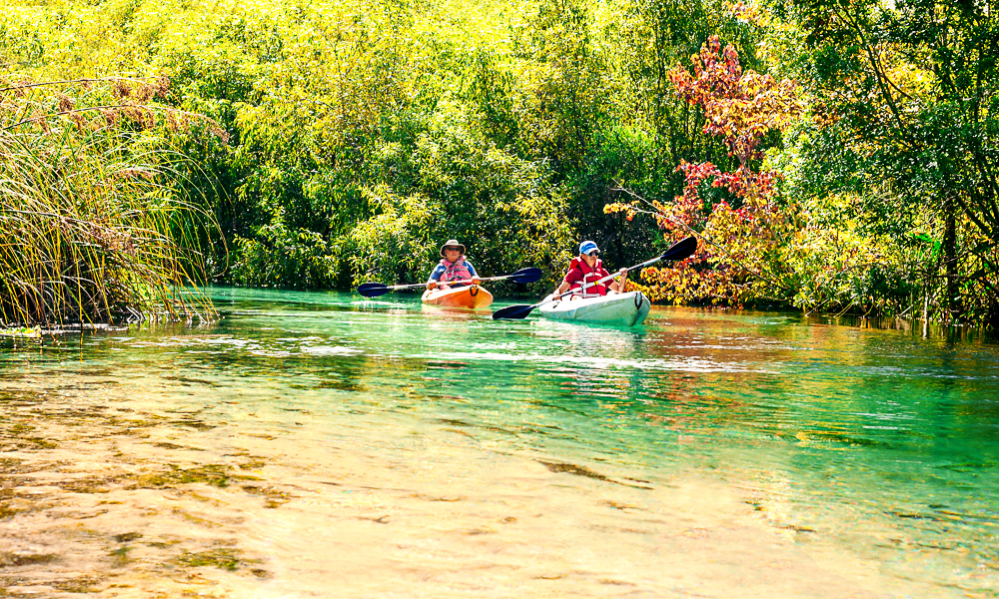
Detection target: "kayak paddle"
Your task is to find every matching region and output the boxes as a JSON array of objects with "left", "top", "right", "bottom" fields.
[
  {"left": 357, "top": 267, "right": 543, "bottom": 298},
  {"left": 492, "top": 236, "right": 698, "bottom": 321}
]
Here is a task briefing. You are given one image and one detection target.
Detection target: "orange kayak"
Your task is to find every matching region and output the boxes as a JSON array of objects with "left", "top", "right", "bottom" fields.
[{"left": 421, "top": 285, "right": 494, "bottom": 309}]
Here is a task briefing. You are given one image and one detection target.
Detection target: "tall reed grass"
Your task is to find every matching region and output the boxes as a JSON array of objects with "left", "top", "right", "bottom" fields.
[{"left": 0, "top": 75, "right": 223, "bottom": 327}]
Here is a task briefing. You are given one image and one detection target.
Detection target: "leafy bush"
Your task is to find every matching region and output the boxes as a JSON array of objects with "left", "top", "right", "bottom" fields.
[{"left": 232, "top": 218, "right": 339, "bottom": 289}]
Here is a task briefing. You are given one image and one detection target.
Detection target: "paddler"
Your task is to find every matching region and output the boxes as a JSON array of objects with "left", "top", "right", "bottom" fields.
[
  {"left": 555, "top": 240, "right": 628, "bottom": 298},
  {"left": 427, "top": 239, "right": 481, "bottom": 291}
]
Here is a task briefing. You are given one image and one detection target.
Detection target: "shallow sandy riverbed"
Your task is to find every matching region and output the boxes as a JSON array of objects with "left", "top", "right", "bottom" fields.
[{"left": 0, "top": 371, "right": 955, "bottom": 598}]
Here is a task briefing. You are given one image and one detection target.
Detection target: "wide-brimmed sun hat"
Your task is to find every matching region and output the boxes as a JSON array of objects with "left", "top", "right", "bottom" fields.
[
  {"left": 579, "top": 240, "right": 600, "bottom": 256},
  {"left": 440, "top": 239, "right": 466, "bottom": 257}
]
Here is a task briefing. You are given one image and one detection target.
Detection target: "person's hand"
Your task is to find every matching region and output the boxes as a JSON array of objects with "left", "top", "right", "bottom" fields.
[
  {"left": 614, "top": 268, "right": 629, "bottom": 293},
  {"left": 427, "top": 280, "right": 437, "bottom": 290},
  {"left": 472, "top": 277, "right": 481, "bottom": 285}
]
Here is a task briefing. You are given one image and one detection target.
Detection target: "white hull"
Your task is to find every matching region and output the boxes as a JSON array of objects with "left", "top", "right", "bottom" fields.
[{"left": 538, "top": 291, "right": 651, "bottom": 327}]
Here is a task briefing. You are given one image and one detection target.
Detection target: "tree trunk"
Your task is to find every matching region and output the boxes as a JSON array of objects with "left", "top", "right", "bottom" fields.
[
  {"left": 989, "top": 297, "right": 999, "bottom": 334},
  {"left": 942, "top": 192, "right": 960, "bottom": 323}
]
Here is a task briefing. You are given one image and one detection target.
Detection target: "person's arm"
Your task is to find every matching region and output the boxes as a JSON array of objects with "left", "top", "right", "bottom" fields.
[
  {"left": 427, "top": 265, "right": 443, "bottom": 289},
  {"left": 465, "top": 261, "right": 480, "bottom": 284},
  {"left": 609, "top": 268, "right": 629, "bottom": 293},
  {"left": 558, "top": 267, "right": 579, "bottom": 295}
]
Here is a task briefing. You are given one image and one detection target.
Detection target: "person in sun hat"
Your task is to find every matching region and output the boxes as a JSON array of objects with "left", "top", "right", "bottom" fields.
[
  {"left": 554, "top": 240, "right": 628, "bottom": 298},
  {"left": 427, "top": 239, "right": 481, "bottom": 291}
]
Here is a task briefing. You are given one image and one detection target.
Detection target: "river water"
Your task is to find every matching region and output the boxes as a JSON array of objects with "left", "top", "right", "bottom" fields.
[{"left": 1, "top": 288, "right": 997, "bottom": 598}]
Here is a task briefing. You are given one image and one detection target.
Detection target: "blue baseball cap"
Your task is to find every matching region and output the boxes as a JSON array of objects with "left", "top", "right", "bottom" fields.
[{"left": 579, "top": 240, "right": 599, "bottom": 255}]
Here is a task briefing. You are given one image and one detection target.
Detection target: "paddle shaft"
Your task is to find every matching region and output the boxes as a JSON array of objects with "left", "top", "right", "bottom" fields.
[
  {"left": 438, "top": 267, "right": 540, "bottom": 285},
  {"left": 399, "top": 273, "right": 510, "bottom": 291},
  {"left": 386, "top": 278, "right": 476, "bottom": 292},
  {"left": 358, "top": 267, "right": 542, "bottom": 297}
]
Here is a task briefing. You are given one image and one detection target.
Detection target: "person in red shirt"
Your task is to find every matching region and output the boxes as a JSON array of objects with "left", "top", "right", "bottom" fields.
[{"left": 555, "top": 240, "right": 628, "bottom": 298}]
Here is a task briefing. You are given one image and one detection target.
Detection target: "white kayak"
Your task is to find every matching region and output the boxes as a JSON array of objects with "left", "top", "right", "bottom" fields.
[{"left": 537, "top": 290, "right": 651, "bottom": 327}]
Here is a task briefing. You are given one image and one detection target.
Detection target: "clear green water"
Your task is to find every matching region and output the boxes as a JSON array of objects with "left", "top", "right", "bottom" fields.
[{"left": 2, "top": 288, "right": 998, "bottom": 597}]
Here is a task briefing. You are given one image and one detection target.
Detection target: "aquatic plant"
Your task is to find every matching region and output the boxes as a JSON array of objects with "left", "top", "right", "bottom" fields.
[{"left": 0, "top": 75, "right": 222, "bottom": 326}]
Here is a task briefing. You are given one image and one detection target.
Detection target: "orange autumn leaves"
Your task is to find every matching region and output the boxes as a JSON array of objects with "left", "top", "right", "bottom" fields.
[{"left": 607, "top": 36, "right": 802, "bottom": 306}]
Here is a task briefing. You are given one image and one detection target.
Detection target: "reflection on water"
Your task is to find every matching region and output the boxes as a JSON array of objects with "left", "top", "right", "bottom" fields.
[{"left": 1, "top": 288, "right": 998, "bottom": 597}]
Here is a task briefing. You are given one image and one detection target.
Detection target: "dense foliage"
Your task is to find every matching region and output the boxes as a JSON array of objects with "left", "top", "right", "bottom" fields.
[
  {"left": 782, "top": 0, "right": 999, "bottom": 327},
  {"left": 1, "top": 0, "right": 750, "bottom": 290},
  {"left": 2, "top": 0, "right": 996, "bottom": 327}
]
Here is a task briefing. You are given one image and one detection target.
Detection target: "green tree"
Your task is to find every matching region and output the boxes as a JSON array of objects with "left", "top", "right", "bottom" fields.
[{"left": 787, "top": 0, "right": 999, "bottom": 326}]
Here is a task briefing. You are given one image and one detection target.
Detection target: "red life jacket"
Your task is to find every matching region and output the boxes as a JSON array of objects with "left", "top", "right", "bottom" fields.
[
  {"left": 566, "top": 256, "right": 608, "bottom": 297},
  {"left": 439, "top": 258, "right": 473, "bottom": 283}
]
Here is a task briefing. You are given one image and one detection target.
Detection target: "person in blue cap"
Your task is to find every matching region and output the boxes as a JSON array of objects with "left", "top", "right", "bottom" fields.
[{"left": 555, "top": 240, "right": 628, "bottom": 298}]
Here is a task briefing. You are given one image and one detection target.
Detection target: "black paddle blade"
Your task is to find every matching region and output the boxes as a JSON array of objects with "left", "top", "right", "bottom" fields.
[
  {"left": 661, "top": 236, "right": 698, "bottom": 262},
  {"left": 509, "top": 267, "right": 543, "bottom": 284},
  {"left": 492, "top": 304, "right": 535, "bottom": 320},
  {"left": 356, "top": 282, "right": 391, "bottom": 297}
]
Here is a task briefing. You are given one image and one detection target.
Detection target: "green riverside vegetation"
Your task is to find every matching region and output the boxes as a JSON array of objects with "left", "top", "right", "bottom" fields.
[
  {"left": 0, "top": 74, "right": 218, "bottom": 326},
  {"left": 1, "top": 0, "right": 996, "bottom": 328}
]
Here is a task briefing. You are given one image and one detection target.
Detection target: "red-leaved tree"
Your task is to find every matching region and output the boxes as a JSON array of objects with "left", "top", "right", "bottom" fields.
[{"left": 607, "top": 35, "right": 801, "bottom": 306}]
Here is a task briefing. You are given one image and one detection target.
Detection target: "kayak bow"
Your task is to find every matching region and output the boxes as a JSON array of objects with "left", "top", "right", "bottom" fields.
[{"left": 421, "top": 285, "right": 494, "bottom": 309}]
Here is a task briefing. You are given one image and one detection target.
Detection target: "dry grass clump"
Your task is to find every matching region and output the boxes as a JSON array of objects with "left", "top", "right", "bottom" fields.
[{"left": 0, "top": 75, "right": 223, "bottom": 327}]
